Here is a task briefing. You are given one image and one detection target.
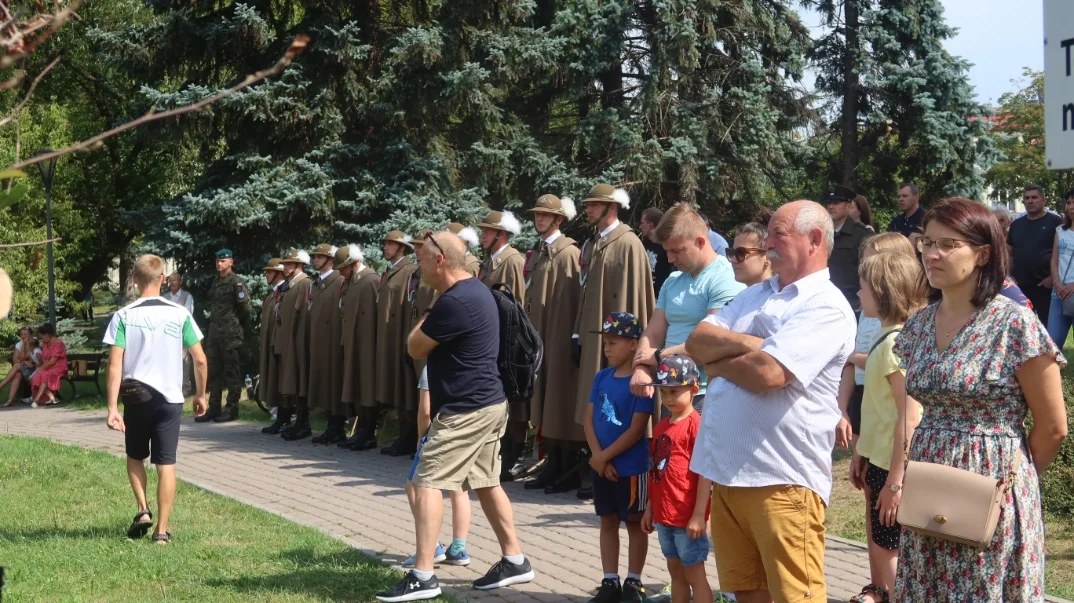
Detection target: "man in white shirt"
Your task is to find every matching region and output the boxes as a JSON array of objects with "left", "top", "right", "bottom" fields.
[
  {"left": 162, "top": 272, "right": 195, "bottom": 395},
  {"left": 104, "top": 254, "right": 208, "bottom": 544},
  {"left": 685, "top": 200, "right": 855, "bottom": 603}
]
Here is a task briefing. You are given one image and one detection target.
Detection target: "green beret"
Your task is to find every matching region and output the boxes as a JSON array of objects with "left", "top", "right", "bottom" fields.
[{"left": 215, "top": 248, "right": 234, "bottom": 259}]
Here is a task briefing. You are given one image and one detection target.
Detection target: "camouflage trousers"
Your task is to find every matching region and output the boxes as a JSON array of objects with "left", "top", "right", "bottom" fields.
[{"left": 206, "top": 338, "right": 242, "bottom": 411}]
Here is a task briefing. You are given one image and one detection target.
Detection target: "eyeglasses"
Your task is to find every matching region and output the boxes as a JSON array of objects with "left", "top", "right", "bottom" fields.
[
  {"left": 423, "top": 232, "right": 443, "bottom": 256},
  {"left": 725, "top": 247, "right": 765, "bottom": 262},
  {"left": 916, "top": 237, "right": 977, "bottom": 253}
]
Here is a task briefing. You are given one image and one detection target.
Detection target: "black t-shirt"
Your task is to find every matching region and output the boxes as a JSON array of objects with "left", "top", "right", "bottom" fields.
[
  {"left": 420, "top": 277, "right": 505, "bottom": 416},
  {"left": 887, "top": 207, "right": 926, "bottom": 238},
  {"left": 1007, "top": 213, "right": 1063, "bottom": 290},
  {"left": 642, "top": 238, "right": 673, "bottom": 299}
]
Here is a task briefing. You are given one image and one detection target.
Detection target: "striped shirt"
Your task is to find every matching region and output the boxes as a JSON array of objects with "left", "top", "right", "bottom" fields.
[{"left": 689, "top": 268, "right": 855, "bottom": 504}]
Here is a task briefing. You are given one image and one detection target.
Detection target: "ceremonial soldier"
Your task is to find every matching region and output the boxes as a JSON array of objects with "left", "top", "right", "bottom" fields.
[
  {"left": 305, "top": 244, "right": 347, "bottom": 444},
  {"left": 523, "top": 194, "right": 584, "bottom": 494},
  {"left": 447, "top": 222, "right": 482, "bottom": 277},
  {"left": 408, "top": 231, "right": 438, "bottom": 380},
  {"left": 477, "top": 210, "right": 526, "bottom": 300},
  {"left": 336, "top": 245, "right": 381, "bottom": 450},
  {"left": 375, "top": 230, "right": 420, "bottom": 456},
  {"left": 257, "top": 258, "right": 286, "bottom": 430},
  {"left": 275, "top": 249, "right": 312, "bottom": 439},
  {"left": 198, "top": 248, "right": 251, "bottom": 423},
  {"left": 573, "top": 184, "right": 655, "bottom": 497}
]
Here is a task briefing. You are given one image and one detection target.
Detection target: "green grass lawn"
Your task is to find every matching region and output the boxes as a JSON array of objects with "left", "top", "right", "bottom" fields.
[{"left": 0, "top": 436, "right": 450, "bottom": 602}]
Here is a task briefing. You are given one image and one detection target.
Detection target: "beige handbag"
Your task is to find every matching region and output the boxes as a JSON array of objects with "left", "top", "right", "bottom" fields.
[{"left": 895, "top": 371, "right": 1022, "bottom": 548}]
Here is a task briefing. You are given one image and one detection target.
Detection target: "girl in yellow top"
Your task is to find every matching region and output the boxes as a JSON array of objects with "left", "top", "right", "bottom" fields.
[{"left": 848, "top": 251, "right": 928, "bottom": 603}]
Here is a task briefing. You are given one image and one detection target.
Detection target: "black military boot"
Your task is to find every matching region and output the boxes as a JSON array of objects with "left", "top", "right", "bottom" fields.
[
  {"left": 351, "top": 425, "right": 379, "bottom": 451},
  {"left": 499, "top": 438, "right": 519, "bottom": 483},
  {"left": 525, "top": 443, "right": 559, "bottom": 490},
  {"left": 546, "top": 446, "right": 582, "bottom": 494},
  {"left": 313, "top": 417, "right": 346, "bottom": 445},
  {"left": 262, "top": 409, "right": 292, "bottom": 434},
  {"left": 213, "top": 404, "right": 239, "bottom": 423},
  {"left": 338, "top": 420, "right": 365, "bottom": 449},
  {"left": 387, "top": 423, "right": 418, "bottom": 457},
  {"left": 195, "top": 404, "right": 221, "bottom": 423},
  {"left": 281, "top": 410, "right": 312, "bottom": 441}
]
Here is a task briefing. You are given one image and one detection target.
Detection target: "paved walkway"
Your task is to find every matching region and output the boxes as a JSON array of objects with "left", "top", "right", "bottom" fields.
[{"left": 0, "top": 407, "right": 1064, "bottom": 603}]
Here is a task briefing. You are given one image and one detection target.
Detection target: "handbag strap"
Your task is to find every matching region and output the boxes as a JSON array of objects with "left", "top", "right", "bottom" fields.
[
  {"left": 869, "top": 328, "right": 901, "bottom": 356},
  {"left": 901, "top": 314, "right": 1024, "bottom": 494}
]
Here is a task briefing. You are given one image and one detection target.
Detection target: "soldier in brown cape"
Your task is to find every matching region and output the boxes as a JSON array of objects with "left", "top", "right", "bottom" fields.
[
  {"left": 408, "top": 231, "right": 438, "bottom": 380},
  {"left": 335, "top": 245, "right": 382, "bottom": 450},
  {"left": 304, "top": 244, "right": 347, "bottom": 444},
  {"left": 276, "top": 249, "right": 313, "bottom": 440},
  {"left": 447, "top": 222, "right": 482, "bottom": 277},
  {"left": 376, "top": 230, "right": 420, "bottom": 456},
  {"left": 522, "top": 194, "right": 585, "bottom": 494},
  {"left": 476, "top": 210, "right": 529, "bottom": 481},
  {"left": 572, "top": 184, "right": 655, "bottom": 498},
  {"left": 257, "top": 258, "right": 286, "bottom": 432}
]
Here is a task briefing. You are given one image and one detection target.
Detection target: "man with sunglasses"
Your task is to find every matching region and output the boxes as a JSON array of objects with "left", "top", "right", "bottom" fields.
[
  {"left": 631, "top": 203, "right": 744, "bottom": 412},
  {"left": 822, "top": 184, "right": 871, "bottom": 313}
]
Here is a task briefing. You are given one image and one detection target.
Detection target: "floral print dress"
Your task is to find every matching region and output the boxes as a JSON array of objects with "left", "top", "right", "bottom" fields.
[{"left": 893, "top": 296, "right": 1064, "bottom": 602}]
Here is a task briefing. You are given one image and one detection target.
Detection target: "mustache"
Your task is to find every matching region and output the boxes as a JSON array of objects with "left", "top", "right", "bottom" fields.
[{"left": 767, "top": 249, "right": 782, "bottom": 261}]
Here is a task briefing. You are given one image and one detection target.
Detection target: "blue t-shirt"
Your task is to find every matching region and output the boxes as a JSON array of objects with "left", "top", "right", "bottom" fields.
[
  {"left": 589, "top": 367, "right": 653, "bottom": 476},
  {"left": 708, "top": 230, "right": 729, "bottom": 256},
  {"left": 420, "top": 278, "right": 505, "bottom": 416},
  {"left": 656, "top": 256, "right": 745, "bottom": 393}
]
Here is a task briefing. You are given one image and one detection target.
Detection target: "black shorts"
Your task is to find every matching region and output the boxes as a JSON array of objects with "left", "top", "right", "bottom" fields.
[
  {"left": 592, "top": 470, "right": 648, "bottom": 522},
  {"left": 866, "top": 462, "right": 903, "bottom": 550},
  {"left": 848, "top": 384, "right": 864, "bottom": 436},
  {"left": 124, "top": 389, "right": 183, "bottom": 465}
]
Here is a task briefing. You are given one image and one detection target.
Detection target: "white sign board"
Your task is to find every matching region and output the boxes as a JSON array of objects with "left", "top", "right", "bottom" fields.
[{"left": 1045, "top": 0, "right": 1074, "bottom": 170}]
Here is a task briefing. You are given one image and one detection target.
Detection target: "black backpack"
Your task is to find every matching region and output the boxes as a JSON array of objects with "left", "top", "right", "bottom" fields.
[{"left": 488, "top": 283, "right": 543, "bottom": 402}]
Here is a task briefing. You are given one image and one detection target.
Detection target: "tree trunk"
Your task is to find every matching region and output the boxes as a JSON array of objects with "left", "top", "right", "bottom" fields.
[{"left": 840, "top": 0, "right": 860, "bottom": 190}]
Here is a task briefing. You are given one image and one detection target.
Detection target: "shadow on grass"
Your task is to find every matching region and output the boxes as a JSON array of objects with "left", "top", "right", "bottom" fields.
[{"left": 203, "top": 546, "right": 452, "bottom": 602}]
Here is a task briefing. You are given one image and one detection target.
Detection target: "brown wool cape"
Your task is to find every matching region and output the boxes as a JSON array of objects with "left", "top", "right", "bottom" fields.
[
  {"left": 573, "top": 224, "right": 655, "bottom": 425},
  {"left": 258, "top": 287, "right": 283, "bottom": 409},
  {"left": 375, "top": 256, "right": 419, "bottom": 414},
  {"left": 306, "top": 270, "right": 345, "bottom": 413},
  {"left": 464, "top": 253, "right": 482, "bottom": 278},
  {"left": 340, "top": 266, "right": 380, "bottom": 413},
  {"left": 524, "top": 235, "right": 584, "bottom": 441},
  {"left": 480, "top": 245, "right": 526, "bottom": 302},
  {"left": 276, "top": 271, "right": 310, "bottom": 403},
  {"left": 407, "top": 268, "right": 437, "bottom": 378}
]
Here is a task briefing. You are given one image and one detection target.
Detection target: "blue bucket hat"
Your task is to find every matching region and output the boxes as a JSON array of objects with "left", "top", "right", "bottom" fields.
[
  {"left": 654, "top": 354, "right": 700, "bottom": 388},
  {"left": 590, "top": 311, "right": 642, "bottom": 339}
]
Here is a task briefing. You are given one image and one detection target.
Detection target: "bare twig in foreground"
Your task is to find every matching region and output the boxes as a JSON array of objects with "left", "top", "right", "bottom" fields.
[
  {"left": 0, "top": 55, "right": 62, "bottom": 128},
  {"left": 0, "top": 237, "right": 61, "bottom": 249}
]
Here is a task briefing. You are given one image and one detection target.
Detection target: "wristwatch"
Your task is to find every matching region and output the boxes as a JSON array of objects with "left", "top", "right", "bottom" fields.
[{"left": 888, "top": 483, "right": 902, "bottom": 493}]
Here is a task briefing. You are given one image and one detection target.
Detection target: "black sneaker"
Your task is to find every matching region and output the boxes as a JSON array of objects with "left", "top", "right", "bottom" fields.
[
  {"left": 587, "top": 578, "right": 622, "bottom": 603},
  {"left": 473, "top": 557, "right": 536, "bottom": 590},
  {"left": 374, "top": 571, "right": 441, "bottom": 602},
  {"left": 622, "top": 578, "right": 645, "bottom": 603}
]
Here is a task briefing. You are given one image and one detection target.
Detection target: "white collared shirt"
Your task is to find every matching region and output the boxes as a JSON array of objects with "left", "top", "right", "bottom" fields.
[
  {"left": 544, "top": 231, "right": 562, "bottom": 245},
  {"left": 490, "top": 244, "right": 508, "bottom": 261},
  {"left": 319, "top": 269, "right": 335, "bottom": 280},
  {"left": 272, "top": 282, "right": 282, "bottom": 292},
  {"left": 599, "top": 220, "right": 620, "bottom": 239},
  {"left": 389, "top": 257, "right": 404, "bottom": 270},
  {"left": 690, "top": 268, "right": 855, "bottom": 505},
  {"left": 162, "top": 288, "right": 194, "bottom": 315}
]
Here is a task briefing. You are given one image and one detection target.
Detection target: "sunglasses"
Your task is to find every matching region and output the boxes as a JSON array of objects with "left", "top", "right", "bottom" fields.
[
  {"left": 725, "top": 247, "right": 765, "bottom": 262},
  {"left": 423, "top": 232, "right": 444, "bottom": 257}
]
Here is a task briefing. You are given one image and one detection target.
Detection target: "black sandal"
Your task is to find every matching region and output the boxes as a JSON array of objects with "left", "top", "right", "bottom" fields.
[
  {"left": 127, "top": 509, "right": 153, "bottom": 539},
  {"left": 151, "top": 532, "right": 172, "bottom": 545},
  {"left": 849, "top": 584, "right": 889, "bottom": 603}
]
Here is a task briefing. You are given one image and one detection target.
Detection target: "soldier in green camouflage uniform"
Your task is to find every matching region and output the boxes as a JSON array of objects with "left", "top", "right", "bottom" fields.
[{"left": 197, "top": 248, "right": 251, "bottom": 423}]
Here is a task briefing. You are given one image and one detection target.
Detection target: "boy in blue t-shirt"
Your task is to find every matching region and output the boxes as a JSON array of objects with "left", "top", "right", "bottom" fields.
[{"left": 583, "top": 312, "right": 653, "bottom": 603}]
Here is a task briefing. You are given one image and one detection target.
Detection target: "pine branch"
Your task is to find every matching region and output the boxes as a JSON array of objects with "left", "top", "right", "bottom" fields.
[{"left": 5, "top": 35, "right": 311, "bottom": 174}]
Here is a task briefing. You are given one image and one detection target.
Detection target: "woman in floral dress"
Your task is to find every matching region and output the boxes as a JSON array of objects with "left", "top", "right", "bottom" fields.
[
  {"left": 893, "top": 198, "right": 1069, "bottom": 602},
  {"left": 30, "top": 323, "right": 68, "bottom": 407}
]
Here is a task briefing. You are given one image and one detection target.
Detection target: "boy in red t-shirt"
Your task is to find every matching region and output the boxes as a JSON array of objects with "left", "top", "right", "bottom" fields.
[{"left": 641, "top": 354, "right": 713, "bottom": 603}]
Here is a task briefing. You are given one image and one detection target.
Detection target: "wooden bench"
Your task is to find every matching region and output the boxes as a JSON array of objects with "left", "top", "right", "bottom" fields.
[{"left": 63, "top": 351, "right": 106, "bottom": 399}]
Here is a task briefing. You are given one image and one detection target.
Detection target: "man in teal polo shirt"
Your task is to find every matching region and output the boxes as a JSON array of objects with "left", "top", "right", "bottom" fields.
[{"left": 630, "top": 203, "right": 745, "bottom": 411}]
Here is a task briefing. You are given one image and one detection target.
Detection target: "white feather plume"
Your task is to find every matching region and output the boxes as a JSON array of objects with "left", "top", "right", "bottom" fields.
[
  {"left": 347, "top": 244, "right": 364, "bottom": 263},
  {"left": 611, "top": 188, "right": 630, "bottom": 209},
  {"left": 458, "top": 226, "right": 479, "bottom": 248},
  {"left": 401, "top": 234, "right": 413, "bottom": 245},
  {"left": 329, "top": 246, "right": 338, "bottom": 256},
  {"left": 560, "top": 197, "right": 577, "bottom": 220},
  {"left": 296, "top": 250, "right": 311, "bottom": 264},
  {"left": 499, "top": 211, "right": 522, "bottom": 235}
]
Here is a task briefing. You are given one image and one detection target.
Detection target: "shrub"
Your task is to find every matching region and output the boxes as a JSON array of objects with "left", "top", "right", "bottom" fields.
[{"left": 1039, "top": 377, "right": 1074, "bottom": 517}]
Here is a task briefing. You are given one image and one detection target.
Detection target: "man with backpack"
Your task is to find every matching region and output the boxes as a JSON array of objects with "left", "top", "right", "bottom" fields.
[{"left": 378, "top": 230, "right": 535, "bottom": 602}]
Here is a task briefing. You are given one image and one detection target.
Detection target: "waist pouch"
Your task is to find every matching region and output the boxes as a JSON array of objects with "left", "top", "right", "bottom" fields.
[{"left": 120, "top": 379, "right": 157, "bottom": 405}]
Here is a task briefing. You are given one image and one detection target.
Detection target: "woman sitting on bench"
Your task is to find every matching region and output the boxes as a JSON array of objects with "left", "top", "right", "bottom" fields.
[
  {"left": 30, "top": 323, "right": 67, "bottom": 408},
  {"left": 2, "top": 327, "right": 41, "bottom": 407}
]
